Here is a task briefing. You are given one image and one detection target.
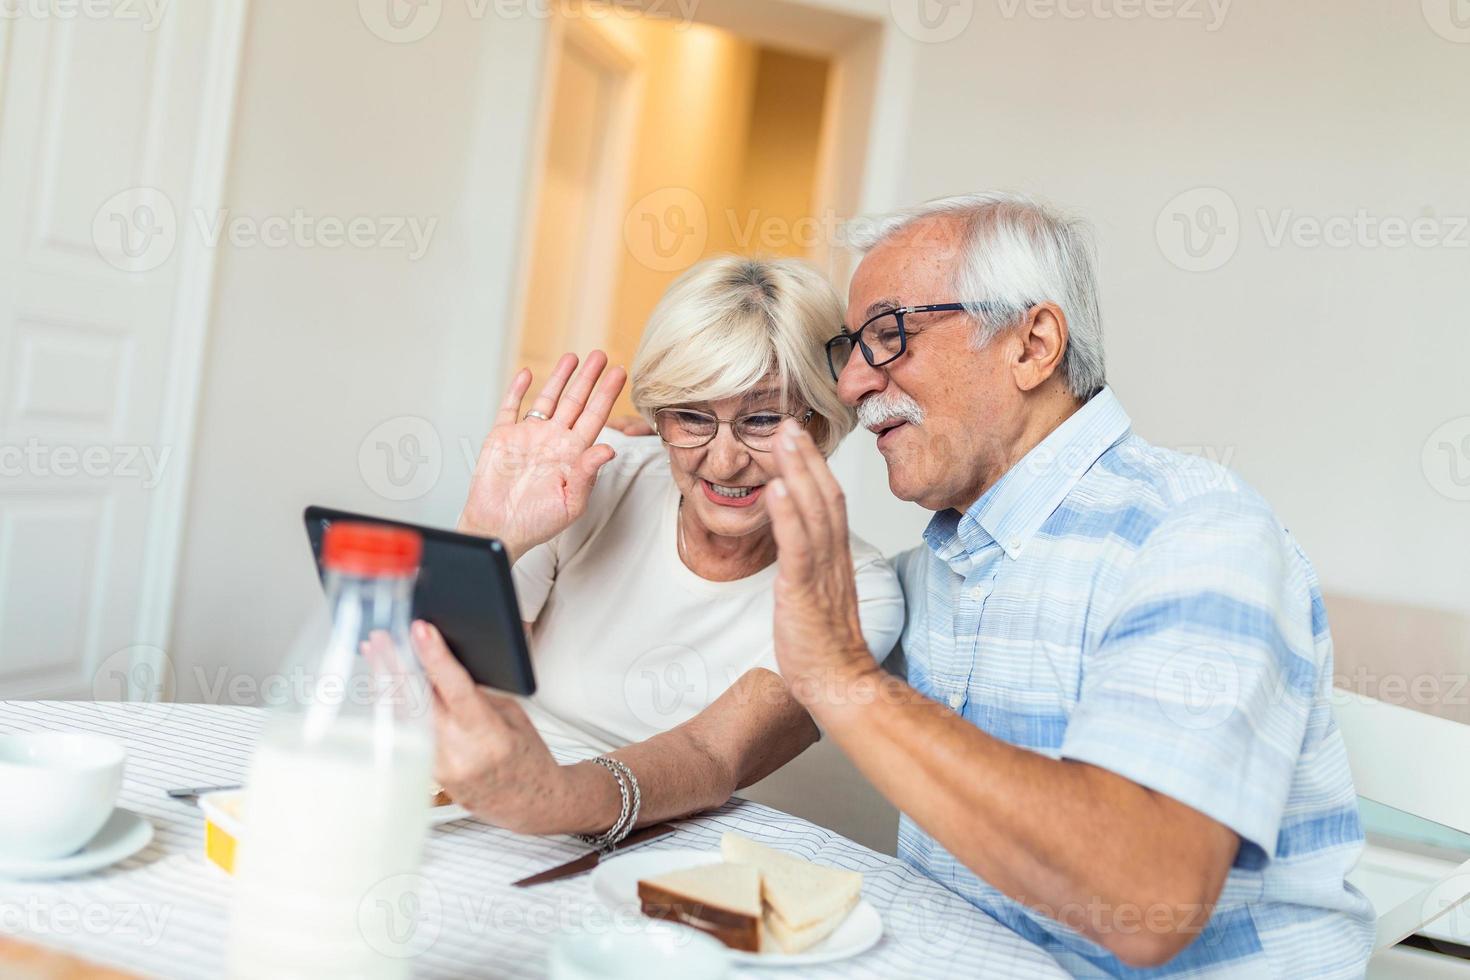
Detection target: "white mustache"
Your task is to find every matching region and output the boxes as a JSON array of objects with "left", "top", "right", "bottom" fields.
[{"left": 857, "top": 391, "right": 925, "bottom": 430}]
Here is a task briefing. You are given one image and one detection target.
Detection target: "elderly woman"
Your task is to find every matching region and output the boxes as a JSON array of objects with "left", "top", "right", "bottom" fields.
[{"left": 413, "top": 256, "right": 903, "bottom": 844}]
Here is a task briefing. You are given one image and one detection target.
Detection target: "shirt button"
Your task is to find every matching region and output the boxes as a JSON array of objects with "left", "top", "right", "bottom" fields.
[{"left": 948, "top": 692, "right": 964, "bottom": 710}]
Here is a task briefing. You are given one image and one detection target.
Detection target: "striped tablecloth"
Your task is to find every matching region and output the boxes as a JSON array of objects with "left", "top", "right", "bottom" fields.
[{"left": 0, "top": 701, "right": 1066, "bottom": 979}]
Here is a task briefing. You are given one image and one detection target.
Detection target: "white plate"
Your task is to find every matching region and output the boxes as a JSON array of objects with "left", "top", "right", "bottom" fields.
[
  {"left": 0, "top": 808, "right": 153, "bottom": 880},
  {"left": 591, "top": 847, "right": 883, "bottom": 967}
]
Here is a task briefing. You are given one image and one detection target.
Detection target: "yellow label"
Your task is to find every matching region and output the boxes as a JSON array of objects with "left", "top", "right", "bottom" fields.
[{"left": 205, "top": 820, "right": 236, "bottom": 875}]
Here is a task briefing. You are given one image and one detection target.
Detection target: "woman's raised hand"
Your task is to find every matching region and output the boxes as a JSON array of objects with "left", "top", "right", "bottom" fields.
[{"left": 458, "top": 351, "right": 627, "bottom": 562}]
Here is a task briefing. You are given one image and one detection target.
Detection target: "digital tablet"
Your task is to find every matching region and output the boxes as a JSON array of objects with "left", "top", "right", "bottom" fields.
[{"left": 303, "top": 505, "right": 536, "bottom": 696}]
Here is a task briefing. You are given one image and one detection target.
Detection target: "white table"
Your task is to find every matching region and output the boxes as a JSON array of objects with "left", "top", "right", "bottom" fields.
[{"left": 0, "top": 701, "right": 1066, "bottom": 978}]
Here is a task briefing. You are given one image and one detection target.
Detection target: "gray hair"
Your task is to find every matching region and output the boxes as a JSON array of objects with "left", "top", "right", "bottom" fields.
[{"left": 846, "top": 192, "right": 1106, "bottom": 400}]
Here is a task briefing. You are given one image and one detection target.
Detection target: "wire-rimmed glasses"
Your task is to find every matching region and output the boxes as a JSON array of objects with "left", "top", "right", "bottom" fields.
[{"left": 653, "top": 407, "right": 815, "bottom": 452}]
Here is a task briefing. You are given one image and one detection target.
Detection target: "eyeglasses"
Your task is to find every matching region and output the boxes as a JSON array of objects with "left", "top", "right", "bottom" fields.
[
  {"left": 824, "top": 302, "right": 1008, "bottom": 381},
  {"left": 653, "top": 407, "right": 815, "bottom": 452}
]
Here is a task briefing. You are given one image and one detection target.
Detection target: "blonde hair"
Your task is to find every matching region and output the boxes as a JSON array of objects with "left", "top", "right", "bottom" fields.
[{"left": 630, "top": 256, "right": 854, "bottom": 455}]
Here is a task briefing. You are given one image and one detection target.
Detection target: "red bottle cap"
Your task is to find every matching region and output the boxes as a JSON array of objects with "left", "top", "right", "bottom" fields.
[{"left": 322, "top": 522, "right": 422, "bottom": 577}]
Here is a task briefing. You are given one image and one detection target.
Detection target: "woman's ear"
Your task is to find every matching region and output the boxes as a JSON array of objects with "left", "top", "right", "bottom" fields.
[{"left": 1012, "top": 302, "right": 1069, "bottom": 393}]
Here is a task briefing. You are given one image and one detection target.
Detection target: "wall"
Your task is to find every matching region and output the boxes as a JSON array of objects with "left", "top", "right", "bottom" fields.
[
  {"left": 168, "top": 0, "right": 546, "bottom": 699},
  {"left": 165, "top": 0, "right": 1467, "bottom": 758},
  {"left": 146, "top": 0, "right": 1470, "bottom": 864},
  {"left": 166, "top": 5, "right": 835, "bottom": 702},
  {"left": 834, "top": 0, "right": 1470, "bottom": 636}
]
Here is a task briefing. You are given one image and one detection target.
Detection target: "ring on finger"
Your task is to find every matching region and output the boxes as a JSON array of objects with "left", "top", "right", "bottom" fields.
[{"left": 524, "top": 410, "right": 550, "bottom": 421}]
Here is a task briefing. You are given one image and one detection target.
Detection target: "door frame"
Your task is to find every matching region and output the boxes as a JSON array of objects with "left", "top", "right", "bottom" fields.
[
  {"left": 129, "top": 0, "right": 251, "bottom": 699},
  {"left": 512, "top": 14, "right": 645, "bottom": 368},
  {"left": 559, "top": 17, "right": 644, "bottom": 354}
]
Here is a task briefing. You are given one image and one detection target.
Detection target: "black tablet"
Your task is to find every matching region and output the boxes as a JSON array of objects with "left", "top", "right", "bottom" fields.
[{"left": 303, "top": 505, "right": 536, "bottom": 696}]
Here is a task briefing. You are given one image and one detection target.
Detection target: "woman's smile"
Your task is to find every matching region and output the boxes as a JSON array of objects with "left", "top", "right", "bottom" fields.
[{"left": 700, "top": 479, "right": 765, "bottom": 508}]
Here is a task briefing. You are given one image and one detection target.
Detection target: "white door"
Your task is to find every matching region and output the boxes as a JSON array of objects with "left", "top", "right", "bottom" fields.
[{"left": 0, "top": 4, "right": 242, "bottom": 699}]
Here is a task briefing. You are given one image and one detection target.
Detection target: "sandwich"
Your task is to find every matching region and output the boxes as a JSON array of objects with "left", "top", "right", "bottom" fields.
[
  {"left": 637, "top": 862, "right": 764, "bottom": 952},
  {"left": 721, "top": 832, "right": 862, "bottom": 954}
]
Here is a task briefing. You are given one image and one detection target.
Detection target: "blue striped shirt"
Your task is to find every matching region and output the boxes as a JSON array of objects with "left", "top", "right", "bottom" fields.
[{"left": 895, "top": 387, "right": 1374, "bottom": 978}]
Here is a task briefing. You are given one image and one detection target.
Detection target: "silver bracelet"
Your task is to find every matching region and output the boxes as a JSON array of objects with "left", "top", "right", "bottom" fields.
[
  {"left": 575, "top": 756, "right": 642, "bottom": 851},
  {"left": 597, "top": 757, "right": 641, "bottom": 848}
]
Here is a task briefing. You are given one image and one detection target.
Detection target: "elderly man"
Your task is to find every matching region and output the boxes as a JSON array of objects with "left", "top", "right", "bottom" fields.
[{"left": 764, "top": 193, "right": 1374, "bottom": 977}]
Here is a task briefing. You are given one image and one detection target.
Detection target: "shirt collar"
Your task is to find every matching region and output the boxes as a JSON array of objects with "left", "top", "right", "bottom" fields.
[{"left": 924, "top": 386, "right": 1132, "bottom": 562}]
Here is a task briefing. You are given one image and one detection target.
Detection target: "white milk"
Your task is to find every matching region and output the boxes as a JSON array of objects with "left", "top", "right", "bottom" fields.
[{"left": 227, "top": 717, "right": 433, "bottom": 979}]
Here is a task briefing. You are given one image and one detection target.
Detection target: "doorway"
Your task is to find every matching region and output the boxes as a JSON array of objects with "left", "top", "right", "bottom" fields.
[{"left": 512, "top": 0, "right": 895, "bottom": 416}]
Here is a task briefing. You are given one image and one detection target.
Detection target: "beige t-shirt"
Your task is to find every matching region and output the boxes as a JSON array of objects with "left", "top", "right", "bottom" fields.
[{"left": 513, "top": 430, "right": 905, "bottom": 757}]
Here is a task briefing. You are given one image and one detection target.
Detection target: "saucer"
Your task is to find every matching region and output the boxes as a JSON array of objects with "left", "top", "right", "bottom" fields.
[{"left": 0, "top": 808, "right": 153, "bottom": 880}]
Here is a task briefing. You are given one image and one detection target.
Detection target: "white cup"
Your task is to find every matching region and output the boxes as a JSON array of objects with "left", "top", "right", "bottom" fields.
[
  {"left": 549, "top": 925, "right": 730, "bottom": 980},
  {"left": 0, "top": 732, "right": 126, "bottom": 861}
]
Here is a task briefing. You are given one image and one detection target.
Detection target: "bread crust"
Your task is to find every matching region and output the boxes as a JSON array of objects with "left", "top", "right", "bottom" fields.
[{"left": 637, "top": 881, "right": 762, "bottom": 952}]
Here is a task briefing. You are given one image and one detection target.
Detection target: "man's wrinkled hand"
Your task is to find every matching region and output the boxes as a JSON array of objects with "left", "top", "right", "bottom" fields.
[{"left": 765, "top": 421, "right": 877, "bottom": 710}]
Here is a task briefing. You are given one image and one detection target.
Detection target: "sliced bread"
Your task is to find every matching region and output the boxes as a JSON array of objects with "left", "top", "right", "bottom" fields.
[
  {"left": 720, "top": 832, "right": 862, "bottom": 951},
  {"left": 637, "top": 862, "right": 764, "bottom": 952}
]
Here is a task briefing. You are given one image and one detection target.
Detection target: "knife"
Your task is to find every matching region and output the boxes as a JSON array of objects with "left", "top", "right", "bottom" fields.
[
  {"left": 167, "top": 783, "right": 242, "bottom": 802},
  {"left": 512, "top": 822, "right": 677, "bottom": 887}
]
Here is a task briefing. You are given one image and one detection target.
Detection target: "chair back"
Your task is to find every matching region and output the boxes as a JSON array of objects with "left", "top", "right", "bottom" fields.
[
  {"left": 1336, "top": 691, "right": 1470, "bottom": 950},
  {"left": 1337, "top": 691, "right": 1470, "bottom": 835}
]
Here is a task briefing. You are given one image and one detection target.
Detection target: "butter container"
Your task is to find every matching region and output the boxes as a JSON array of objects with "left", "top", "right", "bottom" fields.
[
  {"left": 198, "top": 788, "right": 469, "bottom": 875},
  {"left": 198, "top": 790, "right": 244, "bottom": 875}
]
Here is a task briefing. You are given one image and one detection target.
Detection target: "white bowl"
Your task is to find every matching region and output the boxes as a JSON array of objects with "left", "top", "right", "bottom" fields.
[
  {"left": 549, "top": 927, "right": 729, "bottom": 980},
  {"left": 0, "top": 733, "right": 126, "bottom": 861}
]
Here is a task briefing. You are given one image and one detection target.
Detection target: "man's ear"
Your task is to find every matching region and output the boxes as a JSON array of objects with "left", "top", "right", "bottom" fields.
[{"left": 1011, "top": 302, "right": 1069, "bottom": 393}]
